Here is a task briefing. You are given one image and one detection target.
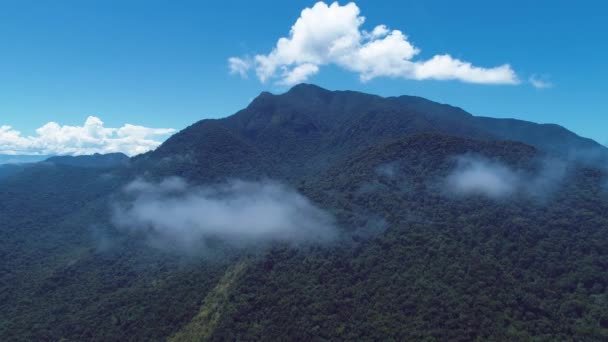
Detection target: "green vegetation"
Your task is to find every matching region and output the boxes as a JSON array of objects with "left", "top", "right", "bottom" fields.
[
  {"left": 169, "top": 260, "right": 249, "bottom": 342},
  {"left": 1, "top": 85, "right": 607, "bottom": 340},
  {"left": 212, "top": 135, "right": 608, "bottom": 340}
]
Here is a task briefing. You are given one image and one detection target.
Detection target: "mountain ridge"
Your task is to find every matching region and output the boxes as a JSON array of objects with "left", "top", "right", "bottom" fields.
[
  {"left": 141, "top": 83, "right": 606, "bottom": 184},
  {"left": 45, "top": 153, "right": 129, "bottom": 168}
]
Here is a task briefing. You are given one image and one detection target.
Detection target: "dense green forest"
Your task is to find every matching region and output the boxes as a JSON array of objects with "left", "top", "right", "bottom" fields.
[
  {"left": 213, "top": 135, "right": 608, "bottom": 340},
  {"left": 1, "top": 85, "right": 607, "bottom": 341}
]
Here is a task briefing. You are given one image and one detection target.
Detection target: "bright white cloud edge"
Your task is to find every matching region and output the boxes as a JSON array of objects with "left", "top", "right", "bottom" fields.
[
  {"left": 229, "top": 1, "right": 520, "bottom": 86},
  {"left": 0, "top": 116, "right": 175, "bottom": 157}
]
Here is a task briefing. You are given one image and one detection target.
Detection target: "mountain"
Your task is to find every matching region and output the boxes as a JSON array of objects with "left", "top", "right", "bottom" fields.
[
  {"left": 1, "top": 84, "right": 607, "bottom": 341},
  {"left": 142, "top": 84, "right": 607, "bottom": 182}
]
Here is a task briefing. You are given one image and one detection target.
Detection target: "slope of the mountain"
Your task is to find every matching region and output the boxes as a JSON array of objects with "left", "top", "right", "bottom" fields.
[
  {"left": 210, "top": 134, "right": 608, "bottom": 341},
  {"left": 45, "top": 152, "right": 129, "bottom": 168},
  {"left": 136, "top": 119, "right": 274, "bottom": 181},
  {"left": 389, "top": 94, "right": 605, "bottom": 161},
  {"left": 0, "top": 163, "right": 28, "bottom": 179},
  {"left": 0, "top": 161, "right": 235, "bottom": 342},
  {"left": 473, "top": 117, "right": 606, "bottom": 161}
]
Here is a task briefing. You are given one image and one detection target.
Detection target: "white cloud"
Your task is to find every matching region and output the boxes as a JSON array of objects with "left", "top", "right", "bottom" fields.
[
  {"left": 112, "top": 178, "right": 337, "bottom": 253},
  {"left": 279, "top": 63, "right": 320, "bottom": 85},
  {"left": 228, "top": 57, "right": 252, "bottom": 78},
  {"left": 0, "top": 116, "right": 175, "bottom": 156},
  {"left": 444, "top": 155, "right": 567, "bottom": 200},
  {"left": 412, "top": 55, "right": 517, "bottom": 84},
  {"left": 529, "top": 74, "right": 553, "bottom": 89},
  {"left": 367, "top": 24, "right": 389, "bottom": 39},
  {"left": 229, "top": 1, "right": 519, "bottom": 86},
  {"left": 445, "top": 156, "right": 518, "bottom": 198}
]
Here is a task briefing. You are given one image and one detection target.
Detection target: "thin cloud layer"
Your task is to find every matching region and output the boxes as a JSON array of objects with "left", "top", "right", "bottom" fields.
[
  {"left": 229, "top": 1, "right": 519, "bottom": 85},
  {"left": 0, "top": 116, "right": 175, "bottom": 156},
  {"left": 444, "top": 155, "right": 567, "bottom": 200},
  {"left": 228, "top": 56, "right": 252, "bottom": 78},
  {"left": 529, "top": 75, "right": 553, "bottom": 89},
  {"left": 112, "top": 178, "right": 338, "bottom": 253},
  {"left": 445, "top": 156, "right": 519, "bottom": 198}
]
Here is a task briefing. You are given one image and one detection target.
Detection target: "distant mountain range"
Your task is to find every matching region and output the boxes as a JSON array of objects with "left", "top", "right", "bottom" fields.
[
  {"left": 0, "top": 153, "right": 129, "bottom": 179},
  {"left": 1, "top": 84, "right": 607, "bottom": 341},
  {"left": 45, "top": 153, "right": 129, "bottom": 168},
  {"left": 0, "top": 154, "right": 50, "bottom": 165}
]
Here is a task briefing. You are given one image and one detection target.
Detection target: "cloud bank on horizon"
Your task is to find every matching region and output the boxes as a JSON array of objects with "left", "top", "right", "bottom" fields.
[
  {"left": 0, "top": 116, "right": 175, "bottom": 156},
  {"left": 229, "top": 1, "right": 520, "bottom": 86}
]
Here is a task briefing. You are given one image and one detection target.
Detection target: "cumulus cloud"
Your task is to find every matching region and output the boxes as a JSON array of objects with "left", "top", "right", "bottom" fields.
[
  {"left": 229, "top": 1, "right": 519, "bottom": 85},
  {"left": 529, "top": 74, "right": 553, "bottom": 89},
  {"left": 112, "top": 178, "right": 338, "bottom": 253},
  {"left": 444, "top": 155, "right": 567, "bottom": 200},
  {"left": 0, "top": 116, "right": 175, "bottom": 156},
  {"left": 279, "top": 63, "right": 320, "bottom": 85}
]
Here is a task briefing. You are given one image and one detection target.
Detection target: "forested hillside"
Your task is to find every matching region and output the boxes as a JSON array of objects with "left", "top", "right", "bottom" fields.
[{"left": 1, "top": 85, "right": 607, "bottom": 341}]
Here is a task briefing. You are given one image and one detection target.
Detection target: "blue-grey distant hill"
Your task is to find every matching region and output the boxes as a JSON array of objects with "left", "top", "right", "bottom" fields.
[
  {"left": 0, "top": 155, "right": 50, "bottom": 165},
  {"left": 45, "top": 153, "right": 129, "bottom": 168},
  {"left": 0, "top": 153, "right": 129, "bottom": 180}
]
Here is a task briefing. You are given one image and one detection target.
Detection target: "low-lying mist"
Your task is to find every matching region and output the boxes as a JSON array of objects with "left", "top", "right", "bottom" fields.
[
  {"left": 444, "top": 154, "right": 567, "bottom": 200},
  {"left": 112, "top": 177, "right": 338, "bottom": 253}
]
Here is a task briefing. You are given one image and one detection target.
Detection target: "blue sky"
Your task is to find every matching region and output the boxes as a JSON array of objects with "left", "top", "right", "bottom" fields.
[{"left": 0, "top": 0, "right": 606, "bottom": 155}]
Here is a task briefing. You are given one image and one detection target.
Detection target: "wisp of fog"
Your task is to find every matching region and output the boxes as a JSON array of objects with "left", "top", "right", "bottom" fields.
[
  {"left": 444, "top": 155, "right": 567, "bottom": 200},
  {"left": 375, "top": 162, "right": 399, "bottom": 179},
  {"left": 112, "top": 177, "right": 337, "bottom": 252}
]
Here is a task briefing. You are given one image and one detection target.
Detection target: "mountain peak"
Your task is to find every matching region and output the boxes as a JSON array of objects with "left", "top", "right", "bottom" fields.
[
  {"left": 287, "top": 83, "right": 331, "bottom": 94},
  {"left": 248, "top": 84, "right": 334, "bottom": 111}
]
